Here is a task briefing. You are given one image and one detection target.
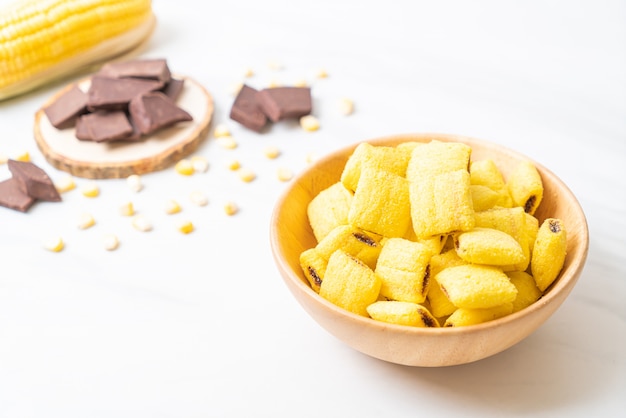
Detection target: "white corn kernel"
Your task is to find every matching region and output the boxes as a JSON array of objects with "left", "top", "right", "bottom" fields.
[
  {"left": 315, "top": 69, "right": 329, "bottom": 79},
  {"left": 213, "top": 123, "right": 231, "bottom": 138},
  {"left": 263, "top": 146, "right": 281, "bottom": 159},
  {"left": 43, "top": 236, "right": 64, "bottom": 252},
  {"left": 81, "top": 181, "right": 100, "bottom": 198},
  {"left": 224, "top": 201, "right": 239, "bottom": 216},
  {"left": 243, "top": 67, "right": 254, "bottom": 78},
  {"left": 15, "top": 151, "right": 30, "bottom": 162},
  {"left": 277, "top": 167, "right": 293, "bottom": 182},
  {"left": 177, "top": 220, "right": 195, "bottom": 234},
  {"left": 54, "top": 175, "right": 76, "bottom": 193},
  {"left": 119, "top": 202, "right": 135, "bottom": 216},
  {"left": 126, "top": 174, "right": 143, "bottom": 192},
  {"left": 164, "top": 199, "right": 181, "bottom": 214},
  {"left": 217, "top": 136, "right": 238, "bottom": 149},
  {"left": 131, "top": 215, "right": 152, "bottom": 232},
  {"left": 227, "top": 160, "right": 241, "bottom": 171},
  {"left": 238, "top": 168, "right": 256, "bottom": 183},
  {"left": 293, "top": 79, "right": 308, "bottom": 87},
  {"left": 338, "top": 98, "right": 354, "bottom": 115},
  {"left": 305, "top": 153, "right": 318, "bottom": 164},
  {"left": 300, "top": 115, "right": 320, "bottom": 132},
  {"left": 77, "top": 213, "right": 95, "bottom": 230},
  {"left": 103, "top": 234, "right": 119, "bottom": 251},
  {"left": 191, "top": 156, "right": 209, "bottom": 173},
  {"left": 190, "top": 190, "right": 208, "bottom": 206},
  {"left": 175, "top": 159, "right": 194, "bottom": 176}
]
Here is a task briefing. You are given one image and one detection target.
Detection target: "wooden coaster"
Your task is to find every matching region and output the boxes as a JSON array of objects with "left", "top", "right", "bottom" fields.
[{"left": 34, "top": 75, "right": 213, "bottom": 179}]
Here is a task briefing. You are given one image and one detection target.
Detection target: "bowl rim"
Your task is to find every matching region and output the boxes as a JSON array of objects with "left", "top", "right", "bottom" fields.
[{"left": 270, "top": 132, "right": 589, "bottom": 337}]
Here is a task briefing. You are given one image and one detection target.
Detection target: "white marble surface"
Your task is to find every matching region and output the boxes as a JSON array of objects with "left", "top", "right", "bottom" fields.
[{"left": 1, "top": 0, "right": 625, "bottom": 416}]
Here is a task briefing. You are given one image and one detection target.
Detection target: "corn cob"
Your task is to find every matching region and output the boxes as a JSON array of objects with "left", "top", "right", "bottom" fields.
[{"left": 0, "top": 0, "right": 155, "bottom": 101}]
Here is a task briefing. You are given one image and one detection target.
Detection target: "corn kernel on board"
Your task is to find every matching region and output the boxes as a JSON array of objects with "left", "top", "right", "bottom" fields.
[{"left": 33, "top": 75, "right": 214, "bottom": 179}]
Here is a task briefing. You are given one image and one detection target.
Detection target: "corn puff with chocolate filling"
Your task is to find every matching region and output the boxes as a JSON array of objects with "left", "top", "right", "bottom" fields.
[
  {"left": 348, "top": 165, "right": 411, "bottom": 238},
  {"left": 454, "top": 227, "right": 526, "bottom": 266},
  {"left": 507, "top": 160, "right": 543, "bottom": 215},
  {"left": 406, "top": 140, "right": 471, "bottom": 179},
  {"left": 426, "top": 249, "right": 466, "bottom": 318},
  {"left": 507, "top": 271, "right": 543, "bottom": 312},
  {"left": 469, "top": 159, "right": 513, "bottom": 207},
  {"left": 375, "top": 238, "right": 431, "bottom": 303},
  {"left": 307, "top": 182, "right": 353, "bottom": 242},
  {"left": 300, "top": 248, "right": 327, "bottom": 293},
  {"left": 314, "top": 225, "right": 381, "bottom": 269},
  {"left": 470, "top": 185, "right": 500, "bottom": 212},
  {"left": 531, "top": 218, "right": 567, "bottom": 291},
  {"left": 367, "top": 301, "right": 439, "bottom": 327},
  {"left": 319, "top": 250, "right": 381, "bottom": 317},
  {"left": 444, "top": 303, "right": 513, "bottom": 327},
  {"left": 340, "top": 143, "right": 411, "bottom": 192}
]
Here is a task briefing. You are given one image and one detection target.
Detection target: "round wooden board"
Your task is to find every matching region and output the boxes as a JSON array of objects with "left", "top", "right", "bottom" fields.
[{"left": 33, "top": 75, "right": 213, "bottom": 179}]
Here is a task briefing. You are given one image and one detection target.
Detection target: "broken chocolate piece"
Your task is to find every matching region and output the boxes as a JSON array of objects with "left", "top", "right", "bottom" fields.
[
  {"left": 7, "top": 160, "right": 61, "bottom": 202},
  {"left": 229, "top": 84, "right": 268, "bottom": 132},
  {"left": 0, "top": 178, "right": 36, "bottom": 212},
  {"left": 256, "top": 87, "right": 312, "bottom": 122},
  {"left": 129, "top": 92, "right": 193, "bottom": 135},
  {"left": 75, "top": 111, "right": 134, "bottom": 142},
  {"left": 87, "top": 76, "right": 164, "bottom": 110},
  {"left": 43, "top": 84, "right": 88, "bottom": 129},
  {"left": 98, "top": 58, "right": 171, "bottom": 83},
  {"left": 162, "top": 78, "right": 185, "bottom": 102}
]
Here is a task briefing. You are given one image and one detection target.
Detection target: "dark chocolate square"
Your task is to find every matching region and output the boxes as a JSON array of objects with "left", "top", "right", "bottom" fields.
[
  {"left": 256, "top": 87, "right": 312, "bottom": 122},
  {"left": 229, "top": 84, "right": 268, "bottom": 132}
]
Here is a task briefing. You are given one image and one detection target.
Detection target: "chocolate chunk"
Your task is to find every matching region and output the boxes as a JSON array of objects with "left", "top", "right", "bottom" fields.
[
  {"left": 75, "top": 111, "right": 134, "bottom": 142},
  {"left": 43, "top": 84, "right": 88, "bottom": 129},
  {"left": 256, "top": 87, "right": 312, "bottom": 122},
  {"left": 162, "top": 78, "right": 185, "bottom": 102},
  {"left": 98, "top": 58, "right": 171, "bottom": 83},
  {"left": 87, "top": 76, "right": 164, "bottom": 110},
  {"left": 229, "top": 84, "right": 268, "bottom": 132},
  {"left": 7, "top": 160, "right": 61, "bottom": 202},
  {"left": 129, "top": 92, "right": 193, "bottom": 135},
  {"left": 0, "top": 178, "right": 36, "bottom": 212}
]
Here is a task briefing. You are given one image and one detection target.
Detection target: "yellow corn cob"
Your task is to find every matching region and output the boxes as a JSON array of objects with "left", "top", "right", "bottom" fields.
[{"left": 0, "top": 0, "right": 155, "bottom": 101}]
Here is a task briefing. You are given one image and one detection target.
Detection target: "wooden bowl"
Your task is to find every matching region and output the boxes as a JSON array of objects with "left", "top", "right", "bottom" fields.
[{"left": 270, "top": 133, "right": 589, "bottom": 367}]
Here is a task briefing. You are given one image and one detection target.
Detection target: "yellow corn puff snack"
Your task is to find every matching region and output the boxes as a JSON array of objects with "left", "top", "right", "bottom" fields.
[
  {"left": 531, "top": 218, "right": 567, "bottom": 291},
  {"left": 375, "top": 238, "right": 431, "bottom": 303},
  {"left": 409, "top": 169, "right": 475, "bottom": 240},
  {"left": 470, "top": 184, "right": 500, "bottom": 212},
  {"left": 507, "top": 271, "right": 543, "bottom": 313},
  {"left": 507, "top": 160, "right": 543, "bottom": 215},
  {"left": 524, "top": 212, "right": 539, "bottom": 253},
  {"left": 443, "top": 303, "right": 513, "bottom": 327},
  {"left": 469, "top": 159, "right": 513, "bottom": 207},
  {"left": 406, "top": 140, "right": 471, "bottom": 179},
  {"left": 300, "top": 248, "right": 327, "bottom": 293},
  {"left": 340, "top": 143, "right": 411, "bottom": 192},
  {"left": 435, "top": 264, "right": 517, "bottom": 309},
  {"left": 348, "top": 165, "right": 411, "bottom": 238},
  {"left": 474, "top": 206, "right": 531, "bottom": 271},
  {"left": 319, "top": 250, "right": 381, "bottom": 316},
  {"left": 419, "top": 235, "right": 447, "bottom": 256},
  {"left": 454, "top": 227, "right": 525, "bottom": 266},
  {"left": 427, "top": 249, "right": 466, "bottom": 318},
  {"left": 314, "top": 225, "right": 381, "bottom": 269},
  {"left": 307, "top": 182, "right": 353, "bottom": 242},
  {"left": 366, "top": 301, "right": 439, "bottom": 327}
]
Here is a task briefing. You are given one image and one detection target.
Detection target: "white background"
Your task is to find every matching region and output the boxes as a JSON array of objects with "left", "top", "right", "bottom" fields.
[{"left": 1, "top": 0, "right": 625, "bottom": 416}]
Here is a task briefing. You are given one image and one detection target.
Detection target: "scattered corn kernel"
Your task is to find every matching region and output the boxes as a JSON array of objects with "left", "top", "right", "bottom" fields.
[
  {"left": 264, "top": 146, "right": 281, "bottom": 159},
  {"left": 191, "top": 156, "right": 209, "bottom": 173},
  {"left": 268, "top": 60, "right": 283, "bottom": 71},
  {"left": 238, "top": 168, "right": 256, "bottom": 183},
  {"left": 131, "top": 215, "right": 152, "bottom": 232},
  {"left": 15, "top": 151, "right": 30, "bottom": 162},
  {"left": 54, "top": 175, "right": 76, "bottom": 193},
  {"left": 77, "top": 213, "right": 95, "bottom": 230},
  {"left": 81, "top": 181, "right": 100, "bottom": 198},
  {"left": 277, "top": 167, "right": 293, "bottom": 182},
  {"left": 217, "top": 136, "right": 238, "bottom": 149},
  {"left": 306, "top": 153, "right": 318, "bottom": 164},
  {"left": 300, "top": 115, "right": 320, "bottom": 132},
  {"left": 175, "top": 159, "right": 194, "bottom": 176},
  {"left": 103, "top": 234, "right": 119, "bottom": 251},
  {"left": 293, "top": 79, "right": 308, "bottom": 87},
  {"left": 177, "top": 220, "right": 195, "bottom": 234},
  {"left": 190, "top": 190, "right": 208, "bottom": 206},
  {"left": 267, "top": 79, "right": 282, "bottom": 88},
  {"left": 164, "top": 199, "right": 181, "bottom": 214},
  {"left": 338, "top": 98, "right": 354, "bottom": 115},
  {"left": 227, "top": 160, "right": 241, "bottom": 171},
  {"left": 224, "top": 201, "right": 239, "bottom": 216},
  {"left": 243, "top": 67, "right": 254, "bottom": 77},
  {"left": 119, "top": 201, "right": 135, "bottom": 216},
  {"left": 43, "top": 236, "right": 64, "bottom": 252},
  {"left": 213, "top": 123, "right": 231, "bottom": 138},
  {"left": 315, "top": 69, "right": 329, "bottom": 78},
  {"left": 126, "top": 174, "right": 143, "bottom": 192}
]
